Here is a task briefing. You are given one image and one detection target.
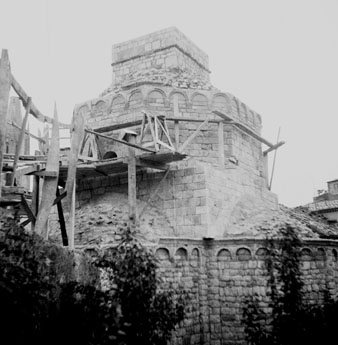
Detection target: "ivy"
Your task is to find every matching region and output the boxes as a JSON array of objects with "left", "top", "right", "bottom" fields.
[{"left": 243, "top": 225, "right": 338, "bottom": 345}]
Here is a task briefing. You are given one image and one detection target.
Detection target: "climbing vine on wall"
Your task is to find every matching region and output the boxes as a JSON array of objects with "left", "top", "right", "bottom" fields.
[{"left": 243, "top": 225, "right": 338, "bottom": 345}]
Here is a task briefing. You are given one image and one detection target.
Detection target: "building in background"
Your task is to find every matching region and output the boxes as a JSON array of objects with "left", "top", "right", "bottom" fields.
[{"left": 309, "top": 179, "right": 338, "bottom": 223}]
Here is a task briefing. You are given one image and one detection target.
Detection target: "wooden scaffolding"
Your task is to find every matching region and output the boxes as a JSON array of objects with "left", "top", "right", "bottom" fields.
[{"left": 0, "top": 48, "right": 285, "bottom": 249}]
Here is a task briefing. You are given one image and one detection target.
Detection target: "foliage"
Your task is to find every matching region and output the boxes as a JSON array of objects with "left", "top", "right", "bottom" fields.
[
  {"left": 97, "top": 227, "right": 187, "bottom": 345},
  {"left": 243, "top": 225, "right": 338, "bottom": 345},
  {"left": 0, "top": 208, "right": 186, "bottom": 345}
]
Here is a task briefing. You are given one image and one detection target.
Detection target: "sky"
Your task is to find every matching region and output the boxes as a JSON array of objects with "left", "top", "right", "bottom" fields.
[{"left": 1, "top": 0, "right": 338, "bottom": 207}]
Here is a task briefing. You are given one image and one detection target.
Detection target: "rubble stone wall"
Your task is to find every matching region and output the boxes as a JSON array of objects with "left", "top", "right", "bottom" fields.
[{"left": 154, "top": 238, "right": 338, "bottom": 345}]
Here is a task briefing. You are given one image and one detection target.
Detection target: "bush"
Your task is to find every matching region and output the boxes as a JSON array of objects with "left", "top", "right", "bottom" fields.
[
  {"left": 97, "top": 228, "right": 187, "bottom": 345},
  {"left": 0, "top": 208, "right": 186, "bottom": 345}
]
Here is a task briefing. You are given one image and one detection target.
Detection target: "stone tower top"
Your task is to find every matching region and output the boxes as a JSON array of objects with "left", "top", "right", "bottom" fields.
[{"left": 110, "top": 27, "right": 211, "bottom": 90}]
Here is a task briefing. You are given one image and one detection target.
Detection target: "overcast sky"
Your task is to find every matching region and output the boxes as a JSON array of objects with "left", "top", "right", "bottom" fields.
[{"left": 1, "top": 0, "right": 338, "bottom": 207}]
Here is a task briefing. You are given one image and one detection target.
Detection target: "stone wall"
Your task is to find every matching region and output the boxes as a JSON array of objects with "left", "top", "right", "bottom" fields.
[
  {"left": 75, "top": 85, "right": 267, "bottom": 210},
  {"left": 154, "top": 238, "right": 338, "bottom": 345},
  {"left": 72, "top": 158, "right": 277, "bottom": 239},
  {"left": 110, "top": 27, "right": 210, "bottom": 90}
]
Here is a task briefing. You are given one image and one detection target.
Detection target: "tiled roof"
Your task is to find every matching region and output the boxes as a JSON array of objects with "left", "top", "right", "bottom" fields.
[{"left": 309, "top": 200, "right": 338, "bottom": 212}]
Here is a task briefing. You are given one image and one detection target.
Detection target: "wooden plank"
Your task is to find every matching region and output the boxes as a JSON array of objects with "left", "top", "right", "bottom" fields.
[
  {"left": 79, "top": 131, "right": 89, "bottom": 155},
  {"left": 4, "top": 153, "right": 47, "bottom": 161},
  {"left": 21, "top": 194, "right": 36, "bottom": 226},
  {"left": 10, "top": 97, "right": 32, "bottom": 185},
  {"left": 94, "top": 119, "right": 143, "bottom": 133},
  {"left": 56, "top": 188, "right": 68, "bottom": 246},
  {"left": 35, "top": 104, "right": 60, "bottom": 238},
  {"left": 177, "top": 118, "right": 209, "bottom": 153},
  {"left": 27, "top": 170, "right": 58, "bottom": 177},
  {"left": 157, "top": 139, "right": 176, "bottom": 152},
  {"left": 78, "top": 155, "right": 99, "bottom": 162},
  {"left": 21, "top": 218, "right": 31, "bottom": 227},
  {"left": 0, "top": 49, "right": 11, "bottom": 198},
  {"left": 52, "top": 190, "right": 67, "bottom": 206},
  {"left": 137, "top": 114, "right": 145, "bottom": 144},
  {"left": 213, "top": 110, "right": 274, "bottom": 147},
  {"left": 127, "top": 134, "right": 137, "bottom": 229},
  {"left": 167, "top": 117, "right": 220, "bottom": 124},
  {"left": 3, "top": 159, "right": 47, "bottom": 165},
  {"left": 268, "top": 127, "right": 281, "bottom": 191},
  {"left": 161, "top": 117, "right": 175, "bottom": 149},
  {"left": 2, "top": 185, "right": 25, "bottom": 194},
  {"left": 94, "top": 134, "right": 103, "bottom": 160},
  {"left": 68, "top": 182, "right": 75, "bottom": 250},
  {"left": 85, "top": 128, "right": 156, "bottom": 153},
  {"left": 134, "top": 158, "right": 168, "bottom": 171},
  {"left": 12, "top": 164, "right": 39, "bottom": 178},
  {"left": 156, "top": 116, "right": 175, "bottom": 149},
  {"left": 218, "top": 121, "right": 225, "bottom": 167},
  {"left": 65, "top": 108, "right": 85, "bottom": 213},
  {"left": 31, "top": 165, "right": 40, "bottom": 231},
  {"left": 145, "top": 112, "right": 159, "bottom": 152},
  {"left": 11, "top": 73, "right": 70, "bottom": 128},
  {"left": 7, "top": 120, "right": 46, "bottom": 142}
]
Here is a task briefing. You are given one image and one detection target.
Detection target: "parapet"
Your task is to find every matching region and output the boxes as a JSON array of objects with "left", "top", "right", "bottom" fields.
[{"left": 111, "top": 27, "right": 211, "bottom": 90}]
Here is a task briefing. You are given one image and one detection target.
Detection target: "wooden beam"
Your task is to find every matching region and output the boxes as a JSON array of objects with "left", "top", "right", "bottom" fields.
[
  {"left": 31, "top": 165, "right": 40, "bottom": 231},
  {"left": 10, "top": 164, "right": 39, "bottom": 177},
  {"left": 21, "top": 194, "right": 36, "bottom": 226},
  {"left": 93, "top": 117, "right": 221, "bottom": 134},
  {"left": 7, "top": 120, "right": 45, "bottom": 142},
  {"left": 0, "top": 49, "right": 11, "bottom": 198},
  {"left": 68, "top": 182, "right": 75, "bottom": 250},
  {"left": 78, "top": 155, "right": 99, "bottom": 162},
  {"left": 11, "top": 73, "right": 70, "bottom": 128},
  {"left": 134, "top": 158, "right": 168, "bottom": 171},
  {"left": 52, "top": 190, "right": 67, "bottom": 206},
  {"left": 263, "top": 141, "right": 285, "bottom": 155},
  {"left": 167, "top": 117, "right": 220, "bottom": 124},
  {"left": 56, "top": 188, "right": 68, "bottom": 246},
  {"left": 94, "top": 119, "right": 143, "bottom": 133},
  {"left": 27, "top": 170, "right": 58, "bottom": 177},
  {"left": 35, "top": 104, "right": 60, "bottom": 238},
  {"left": 2, "top": 185, "right": 25, "bottom": 194},
  {"left": 218, "top": 121, "right": 225, "bottom": 167},
  {"left": 21, "top": 218, "right": 31, "bottom": 227},
  {"left": 4, "top": 153, "right": 47, "bottom": 161},
  {"left": 177, "top": 118, "right": 209, "bottom": 153},
  {"left": 85, "top": 128, "right": 156, "bottom": 153},
  {"left": 144, "top": 112, "right": 159, "bottom": 152},
  {"left": 65, "top": 109, "right": 85, "bottom": 214},
  {"left": 10, "top": 97, "right": 32, "bottom": 185},
  {"left": 213, "top": 110, "right": 274, "bottom": 147},
  {"left": 127, "top": 133, "right": 137, "bottom": 230}
]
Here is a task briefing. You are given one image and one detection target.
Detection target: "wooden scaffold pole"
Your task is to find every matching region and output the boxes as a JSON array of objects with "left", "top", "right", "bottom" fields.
[
  {"left": 0, "top": 49, "right": 11, "bottom": 198},
  {"left": 35, "top": 104, "right": 60, "bottom": 238}
]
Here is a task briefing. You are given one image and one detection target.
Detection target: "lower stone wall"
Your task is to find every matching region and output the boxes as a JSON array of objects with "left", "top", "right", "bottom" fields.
[{"left": 155, "top": 237, "right": 338, "bottom": 345}]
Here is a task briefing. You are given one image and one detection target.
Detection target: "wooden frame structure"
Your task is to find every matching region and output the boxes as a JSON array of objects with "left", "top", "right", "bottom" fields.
[{"left": 1, "top": 48, "right": 285, "bottom": 250}]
